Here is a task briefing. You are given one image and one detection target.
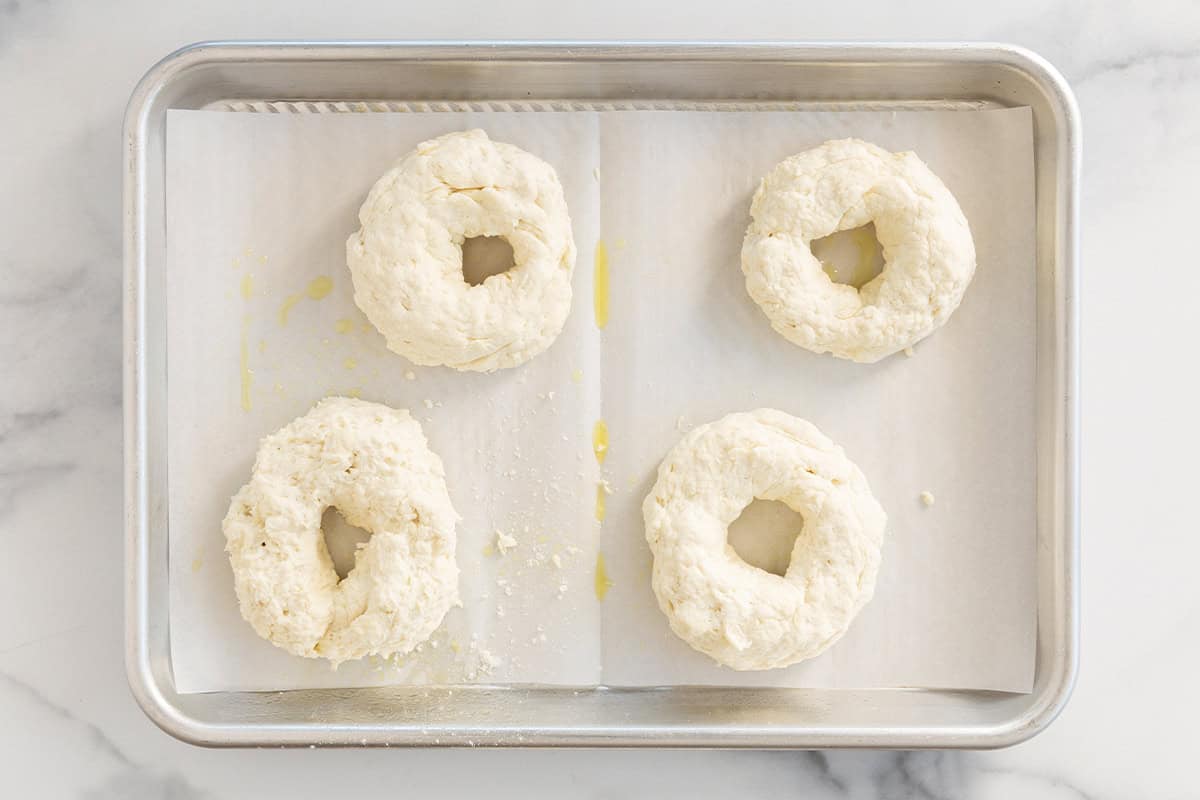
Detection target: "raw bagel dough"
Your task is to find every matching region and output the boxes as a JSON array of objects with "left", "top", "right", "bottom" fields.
[
  {"left": 223, "top": 397, "right": 459, "bottom": 665},
  {"left": 643, "top": 409, "right": 886, "bottom": 671},
  {"left": 742, "top": 138, "right": 976, "bottom": 363},
  {"left": 347, "top": 129, "right": 576, "bottom": 372}
]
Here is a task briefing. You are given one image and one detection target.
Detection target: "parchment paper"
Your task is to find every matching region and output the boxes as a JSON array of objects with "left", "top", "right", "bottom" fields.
[{"left": 165, "top": 106, "right": 1035, "bottom": 694}]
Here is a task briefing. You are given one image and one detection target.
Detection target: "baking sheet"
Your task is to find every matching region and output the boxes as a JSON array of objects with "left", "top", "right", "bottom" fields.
[{"left": 165, "top": 106, "right": 1035, "bottom": 694}]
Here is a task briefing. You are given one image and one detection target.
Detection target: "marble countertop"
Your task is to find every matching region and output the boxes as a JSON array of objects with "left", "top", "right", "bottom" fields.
[{"left": 3, "top": 0, "right": 1197, "bottom": 796}]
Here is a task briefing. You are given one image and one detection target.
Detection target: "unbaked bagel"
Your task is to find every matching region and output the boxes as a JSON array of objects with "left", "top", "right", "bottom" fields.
[
  {"left": 742, "top": 138, "right": 976, "bottom": 363},
  {"left": 643, "top": 409, "right": 886, "bottom": 671},
  {"left": 347, "top": 129, "right": 576, "bottom": 372},
  {"left": 223, "top": 397, "right": 459, "bottom": 665}
]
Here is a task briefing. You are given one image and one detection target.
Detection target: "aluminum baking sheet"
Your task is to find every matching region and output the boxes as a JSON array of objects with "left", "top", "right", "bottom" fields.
[{"left": 125, "top": 42, "right": 1079, "bottom": 748}]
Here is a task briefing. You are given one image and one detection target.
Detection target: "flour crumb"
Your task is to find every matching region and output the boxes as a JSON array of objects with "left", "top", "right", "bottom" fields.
[
  {"left": 551, "top": 554, "right": 563, "bottom": 569},
  {"left": 466, "top": 646, "right": 500, "bottom": 680},
  {"left": 593, "top": 166, "right": 601, "bottom": 182},
  {"left": 405, "top": 370, "right": 416, "bottom": 381},
  {"left": 495, "top": 530, "right": 518, "bottom": 554},
  {"left": 904, "top": 346, "right": 916, "bottom": 358},
  {"left": 920, "top": 490, "right": 936, "bottom": 507},
  {"left": 423, "top": 398, "right": 434, "bottom": 409},
  {"left": 676, "top": 415, "right": 686, "bottom": 431}
]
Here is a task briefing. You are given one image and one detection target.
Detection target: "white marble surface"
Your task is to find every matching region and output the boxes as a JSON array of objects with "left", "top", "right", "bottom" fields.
[{"left": 1, "top": 0, "right": 1197, "bottom": 796}]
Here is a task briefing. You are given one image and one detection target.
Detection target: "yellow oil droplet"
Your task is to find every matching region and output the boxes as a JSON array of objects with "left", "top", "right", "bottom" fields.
[
  {"left": 571, "top": 368, "right": 583, "bottom": 384},
  {"left": 279, "top": 294, "right": 301, "bottom": 326},
  {"left": 594, "top": 552, "right": 612, "bottom": 601},
  {"left": 343, "top": 357, "right": 357, "bottom": 370},
  {"left": 239, "top": 317, "right": 253, "bottom": 412},
  {"left": 346, "top": 387, "right": 362, "bottom": 399},
  {"left": 335, "top": 318, "right": 355, "bottom": 334},
  {"left": 595, "top": 483, "right": 606, "bottom": 522},
  {"left": 592, "top": 419, "right": 608, "bottom": 465},
  {"left": 240, "top": 272, "right": 254, "bottom": 299},
  {"left": 306, "top": 275, "right": 333, "bottom": 300},
  {"left": 259, "top": 254, "right": 268, "bottom": 264},
  {"left": 273, "top": 383, "right": 285, "bottom": 394},
  {"left": 232, "top": 256, "right": 241, "bottom": 269},
  {"left": 258, "top": 339, "right": 266, "bottom": 355},
  {"left": 481, "top": 544, "right": 495, "bottom": 557},
  {"left": 593, "top": 240, "right": 609, "bottom": 329},
  {"left": 191, "top": 556, "right": 203, "bottom": 572}
]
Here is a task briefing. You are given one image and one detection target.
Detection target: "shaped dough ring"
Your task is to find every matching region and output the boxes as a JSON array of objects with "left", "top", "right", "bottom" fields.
[
  {"left": 223, "top": 397, "right": 459, "bottom": 665},
  {"left": 742, "top": 138, "right": 976, "bottom": 363},
  {"left": 643, "top": 409, "right": 886, "bottom": 671},
  {"left": 347, "top": 129, "right": 576, "bottom": 372}
]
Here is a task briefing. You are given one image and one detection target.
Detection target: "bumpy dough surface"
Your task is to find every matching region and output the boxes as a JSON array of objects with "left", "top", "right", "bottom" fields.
[
  {"left": 223, "top": 397, "right": 459, "bottom": 665},
  {"left": 643, "top": 409, "right": 886, "bottom": 671},
  {"left": 742, "top": 138, "right": 976, "bottom": 363},
  {"left": 347, "top": 129, "right": 576, "bottom": 372}
]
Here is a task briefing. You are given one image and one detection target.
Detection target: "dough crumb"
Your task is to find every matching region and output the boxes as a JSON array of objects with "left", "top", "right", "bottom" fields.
[
  {"left": 405, "top": 371, "right": 416, "bottom": 381},
  {"left": 599, "top": 479, "right": 614, "bottom": 495},
  {"left": 920, "top": 490, "right": 936, "bottom": 507},
  {"left": 423, "top": 398, "right": 434, "bottom": 409},
  {"left": 466, "top": 646, "right": 500, "bottom": 680},
  {"left": 904, "top": 346, "right": 916, "bottom": 358},
  {"left": 551, "top": 554, "right": 563, "bottom": 569},
  {"left": 495, "top": 529, "right": 518, "bottom": 554}
]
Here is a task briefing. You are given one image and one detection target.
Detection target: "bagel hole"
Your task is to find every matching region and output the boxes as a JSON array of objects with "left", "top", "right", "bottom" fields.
[
  {"left": 727, "top": 500, "right": 804, "bottom": 577},
  {"left": 322, "top": 507, "right": 371, "bottom": 581},
  {"left": 461, "top": 236, "right": 515, "bottom": 286},
  {"left": 812, "top": 223, "right": 885, "bottom": 289}
]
